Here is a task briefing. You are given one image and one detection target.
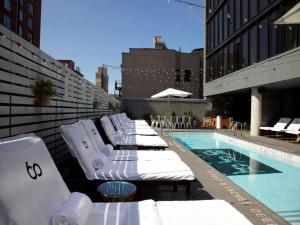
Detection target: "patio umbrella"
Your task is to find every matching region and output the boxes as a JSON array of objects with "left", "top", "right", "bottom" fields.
[
  {"left": 274, "top": 2, "right": 300, "bottom": 25},
  {"left": 151, "top": 88, "right": 192, "bottom": 99}
]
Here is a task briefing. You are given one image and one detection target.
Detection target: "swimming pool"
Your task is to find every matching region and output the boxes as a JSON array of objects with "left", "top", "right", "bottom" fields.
[{"left": 171, "top": 132, "right": 300, "bottom": 225}]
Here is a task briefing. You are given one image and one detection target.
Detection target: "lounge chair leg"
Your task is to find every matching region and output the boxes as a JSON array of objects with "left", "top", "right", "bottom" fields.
[
  {"left": 173, "top": 184, "right": 178, "bottom": 192},
  {"left": 186, "top": 182, "right": 191, "bottom": 200}
]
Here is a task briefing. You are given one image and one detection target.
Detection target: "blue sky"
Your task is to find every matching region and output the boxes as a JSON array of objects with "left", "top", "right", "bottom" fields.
[{"left": 41, "top": 0, "right": 205, "bottom": 93}]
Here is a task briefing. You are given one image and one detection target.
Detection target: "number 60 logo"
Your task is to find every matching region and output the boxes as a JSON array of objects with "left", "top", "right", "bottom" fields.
[{"left": 26, "top": 161, "right": 42, "bottom": 180}]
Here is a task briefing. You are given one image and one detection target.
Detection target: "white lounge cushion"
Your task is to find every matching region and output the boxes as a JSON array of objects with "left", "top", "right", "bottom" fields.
[
  {"left": 123, "top": 127, "right": 158, "bottom": 136},
  {"left": 285, "top": 130, "right": 300, "bottom": 135},
  {"left": 95, "top": 160, "right": 194, "bottom": 181},
  {"left": 111, "top": 150, "right": 181, "bottom": 161},
  {"left": 283, "top": 118, "right": 300, "bottom": 132},
  {"left": 119, "top": 134, "right": 168, "bottom": 148},
  {"left": 156, "top": 200, "right": 253, "bottom": 225},
  {"left": 259, "top": 117, "right": 292, "bottom": 131}
]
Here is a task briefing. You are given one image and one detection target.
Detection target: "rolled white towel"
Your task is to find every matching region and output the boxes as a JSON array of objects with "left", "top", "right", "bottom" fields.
[
  {"left": 50, "top": 192, "right": 92, "bottom": 225},
  {"left": 92, "top": 152, "right": 107, "bottom": 170},
  {"left": 101, "top": 144, "right": 114, "bottom": 157}
]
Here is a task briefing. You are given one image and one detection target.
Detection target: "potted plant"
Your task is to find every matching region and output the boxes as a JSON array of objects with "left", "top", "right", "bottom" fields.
[
  {"left": 93, "top": 97, "right": 101, "bottom": 109},
  {"left": 31, "top": 78, "right": 56, "bottom": 107}
]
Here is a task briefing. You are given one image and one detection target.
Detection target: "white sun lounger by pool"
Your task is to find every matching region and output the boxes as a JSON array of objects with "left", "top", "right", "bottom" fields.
[
  {"left": 0, "top": 134, "right": 253, "bottom": 225},
  {"left": 116, "top": 113, "right": 151, "bottom": 128},
  {"left": 259, "top": 117, "right": 292, "bottom": 132},
  {"left": 78, "top": 119, "right": 180, "bottom": 161},
  {"left": 60, "top": 123, "right": 193, "bottom": 181},
  {"left": 101, "top": 116, "right": 168, "bottom": 149},
  {"left": 283, "top": 118, "right": 300, "bottom": 141},
  {"left": 109, "top": 114, "right": 157, "bottom": 136},
  {"left": 119, "top": 112, "right": 149, "bottom": 126}
]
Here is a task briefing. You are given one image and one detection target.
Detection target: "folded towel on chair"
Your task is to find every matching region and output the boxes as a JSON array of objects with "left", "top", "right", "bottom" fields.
[
  {"left": 92, "top": 153, "right": 107, "bottom": 170},
  {"left": 50, "top": 192, "right": 92, "bottom": 225}
]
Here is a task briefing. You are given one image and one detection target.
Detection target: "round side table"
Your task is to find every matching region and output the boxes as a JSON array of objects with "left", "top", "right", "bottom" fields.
[{"left": 98, "top": 181, "right": 137, "bottom": 202}]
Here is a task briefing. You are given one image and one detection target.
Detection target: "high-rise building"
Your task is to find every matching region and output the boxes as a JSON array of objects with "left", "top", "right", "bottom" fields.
[
  {"left": 96, "top": 67, "right": 109, "bottom": 92},
  {"left": 122, "top": 37, "right": 203, "bottom": 98},
  {"left": 0, "top": 0, "right": 42, "bottom": 47},
  {"left": 204, "top": 0, "right": 300, "bottom": 135}
]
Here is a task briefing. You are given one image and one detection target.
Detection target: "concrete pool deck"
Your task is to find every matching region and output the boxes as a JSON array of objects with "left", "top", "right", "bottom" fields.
[{"left": 158, "top": 128, "right": 299, "bottom": 225}]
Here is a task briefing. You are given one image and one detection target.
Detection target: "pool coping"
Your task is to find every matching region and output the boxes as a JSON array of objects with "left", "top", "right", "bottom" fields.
[{"left": 160, "top": 129, "right": 290, "bottom": 225}]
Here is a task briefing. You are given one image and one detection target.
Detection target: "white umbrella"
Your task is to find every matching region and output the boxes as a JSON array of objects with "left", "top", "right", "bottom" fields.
[
  {"left": 274, "top": 2, "right": 300, "bottom": 25},
  {"left": 151, "top": 88, "right": 192, "bottom": 99}
]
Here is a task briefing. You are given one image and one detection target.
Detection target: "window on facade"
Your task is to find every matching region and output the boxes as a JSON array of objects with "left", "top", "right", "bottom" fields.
[
  {"left": 282, "top": 25, "right": 297, "bottom": 52},
  {"left": 184, "top": 70, "right": 191, "bottom": 82},
  {"left": 223, "top": 46, "right": 228, "bottom": 75},
  {"left": 269, "top": 9, "right": 280, "bottom": 57},
  {"left": 214, "top": 15, "right": 219, "bottom": 47},
  {"left": 175, "top": 69, "right": 180, "bottom": 82},
  {"left": 28, "top": 3, "right": 34, "bottom": 15},
  {"left": 218, "top": 50, "right": 223, "bottom": 78},
  {"left": 18, "top": 25, "right": 23, "bottom": 36},
  {"left": 219, "top": 8, "right": 223, "bottom": 43},
  {"left": 3, "top": 15, "right": 11, "bottom": 29},
  {"left": 242, "top": 0, "right": 249, "bottom": 24},
  {"left": 19, "top": 10, "right": 24, "bottom": 21},
  {"left": 250, "top": 0, "right": 257, "bottom": 18},
  {"left": 228, "top": 42, "right": 234, "bottom": 73},
  {"left": 235, "top": 0, "right": 241, "bottom": 31},
  {"left": 250, "top": 25, "right": 257, "bottom": 65},
  {"left": 4, "top": 0, "right": 12, "bottom": 11},
  {"left": 259, "top": 17, "right": 268, "bottom": 61},
  {"left": 223, "top": 2, "right": 228, "bottom": 39},
  {"left": 234, "top": 37, "right": 241, "bottom": 71},
  {"left": 28, "top": 18, "right": 33, "bottom": 29},
  {"left": 242, "top": 32, "right": 249, "bottom": 67},
  {"left": 228, "top": 0, "right": 234, "bottom": 35},
  {"left": 259, "top": 0, "right": 268, "bottom": 11}
]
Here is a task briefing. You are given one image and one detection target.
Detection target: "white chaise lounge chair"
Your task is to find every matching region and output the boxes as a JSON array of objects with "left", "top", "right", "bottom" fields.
[
  {"left": 62, "top": 119, "right": 180, "bottom": 161},
  {"left": 259, "top": 117, "right": 292, "bottom": 132},
  {"left": 283, "top": 118, "right": 300, "bottom": 142},
  {"left": 60, "top": 122, "right": 193, "bottom": 181},
  {"left": 109, "top": 114, "right": 158, "bottom": 136},
  {"left": 0, "top": 134, "right": 253, "bottom": 225},
  {"left": 119, "top": 112, "right": 149, "bottom": 126},
  {"left": 101, "top": 116, "right": 168, "bottom": 149}
]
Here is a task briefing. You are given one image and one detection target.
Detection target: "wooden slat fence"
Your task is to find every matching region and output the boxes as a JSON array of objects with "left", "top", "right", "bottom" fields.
[{"left": 0, "top": 25, "right": 110, "bottom": 164}]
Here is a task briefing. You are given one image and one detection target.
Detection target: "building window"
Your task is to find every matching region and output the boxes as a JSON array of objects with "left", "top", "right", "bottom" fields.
[
  {"left": 28, "top": 33, "right": 33, "bottom": 43},
  {"left": 269, "top": 9, "right": 280, "bottom": 57},
  {"left": 219, "top": 8, "right": 223, "bottom": 43},
  {"left": 259, "top": 17, "right": 268, "bottom": 61},
  {"left": 228, "top": 41, "right": 234, "bottom": 73},
  {"left": 282, "top": 25, "right": 297, "bottom": 52},
  {"left": 223, "top": 2, "right": 228, "bottom": 39},
  {"left": 250, "top": 0, "right": 257, "bottom": 18},
  {"left": 228, "top": 0, "right": 234, "bottom": 35},
  {"left": 259, "top": 0, "right": 268, "bottom": 11},
  {"left": 4, "top": 0, "right": 12, "bottom": 11},
  {"left": 214, "top": 15, "right": 218, "bottom": 47},
  {"left": 28, "top": 3, "right": 34, "bottom": 15},
  {"left": 19, "top": 0, "right": 24, "bottom": 6},
  {"left": 175, "top": 69, "right": 180, "bottom": 82},
  {"left": 3, "top": 15, "right": 11, "bottom": 29},
  {"left": 28, "top": 18, "right": 33, "bottom": 29},
  {"left": 242, "top": 0, "right": 249, "bottom": 24},
  {"left": 223, "top": 46, "right": 228, "bottom": 75},
  {"left": 250, "top": 25, "right": 257, "bottom": 65},
  {"left": 242, "top": 32, "right": 249, "bottom": 67},
  {"left": 18, "top": 25, "right": 23, "bottom": 36},
  {"left": 184, "top": 70, "right": 191, "bottom": 82},
  {"left": 234, "top": 37, "right": 241, "bottom": 71},
  {"left": 19, "top": 10, "right": 24, "bottom": 22},
  {"left": 235, "top": 0, "right": 241, "bottom": 30}
]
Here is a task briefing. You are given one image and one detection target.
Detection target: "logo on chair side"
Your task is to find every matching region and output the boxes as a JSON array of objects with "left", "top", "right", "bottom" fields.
[
  {"left": 26, "top": 161, "right": 42, "bottom": 180},
  {"left": 92, "top": 129, "right": 97, "bottom": 136},
  {"left": 82, "top": 140, "right": 89, "bottom": 149}
]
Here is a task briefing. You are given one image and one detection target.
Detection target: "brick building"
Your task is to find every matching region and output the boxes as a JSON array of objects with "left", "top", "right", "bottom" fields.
[
  {"left": 0, "top": 0, "right": 42, "bottom": 47},
  {"left": 96, "top": 67, "right": 109, "bottom": 92}
]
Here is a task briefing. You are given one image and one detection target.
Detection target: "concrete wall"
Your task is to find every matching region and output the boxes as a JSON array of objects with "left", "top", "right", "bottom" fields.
[
  {"left": 122, "top": 48, "right": 203, "bottom": 98},
  {"left": 204, "top": 47, "right": 300, "bottom": 96},
  {"left": 121, "top": 97, "right": 211, "bottom": 122}
]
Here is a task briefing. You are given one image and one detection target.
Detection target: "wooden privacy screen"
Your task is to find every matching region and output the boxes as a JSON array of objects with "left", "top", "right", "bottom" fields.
[{"left": 0, "top": 25, "right": 110, "bottom": 164}]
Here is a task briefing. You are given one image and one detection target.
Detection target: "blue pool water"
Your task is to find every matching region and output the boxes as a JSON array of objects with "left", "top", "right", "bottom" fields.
[{"left": 171, "top": 132, "right": 300, "bottom": 225}]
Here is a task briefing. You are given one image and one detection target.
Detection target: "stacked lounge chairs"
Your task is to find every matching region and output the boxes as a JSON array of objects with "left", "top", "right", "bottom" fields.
[{"left": 0, "top": 133, "right": 254, "bottom": 225}]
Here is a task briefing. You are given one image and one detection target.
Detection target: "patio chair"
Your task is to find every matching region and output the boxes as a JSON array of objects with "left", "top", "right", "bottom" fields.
[
  {"left": 150, "top": 115, "right": 156, "bottom": 127},
  {"left": 155, "top": 115, "right": 162, "bottom": 128},
  {"left": 186, "top": 116, "right": 193, "bottom": 129},
  {"left": 173, "top": 116, "right": 180, "bottom": 129},
  {"left": 0, "top": 134, "right": 253, "bottom": 225},
  {"left": 61, "top": 119, "right": 180, "bottom": 161},
  {"left": 259, "top": 117, "right": 292, "bottom": 132},
  {"left": 109, "top": 114, "right": 157, "bottom": 136},
  {"left": 180, "top": 115, "right": 186, "bottom": 129},
  {"left": 282, "top": 118, "right": 300, "bottom": 142},
  {"left": 101, "top": 115, "right": 168, "bottom": 149}
]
